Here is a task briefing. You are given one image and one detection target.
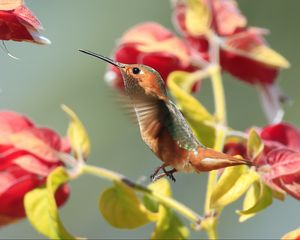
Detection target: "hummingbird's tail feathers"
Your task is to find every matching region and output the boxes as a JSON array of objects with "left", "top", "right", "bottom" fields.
[{"left": 190, "top": 147, "right": 252, "bottom": 172}]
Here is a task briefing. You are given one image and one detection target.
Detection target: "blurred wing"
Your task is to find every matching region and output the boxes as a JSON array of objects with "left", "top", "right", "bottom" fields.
[
  {"left": 110, "top": 90, "right": 138, "bottom": 123},
  {"left": 134, "top": 97, "right": 168, "bottom": 140}
]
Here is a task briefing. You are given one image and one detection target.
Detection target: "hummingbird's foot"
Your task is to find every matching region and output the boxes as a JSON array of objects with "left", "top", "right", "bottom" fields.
[
  {"left": 151, "top": 172, "right": 166, "bottom": 182},
  {"left": 162, "top": 168, "right": 177, "bottom": 182},
  {"left": 150, "top": 165, "right": 165, "bottom": 182}
]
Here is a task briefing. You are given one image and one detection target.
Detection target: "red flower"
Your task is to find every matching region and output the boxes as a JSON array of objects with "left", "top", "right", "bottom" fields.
[
  {"left": 0, "top": 0, "right": 50, "bottom": 44},
  {"left": 172, "top": 0, "right": 289, "bottom": 122},
  {"left": 225, "top": 123, "right": 300, "bottom": 200},
  {"left": 258, "top": 123, "right": 300, "bottom": 199},
  {"left": 105, "top": 22, "right": 196, "bottom": 90},
  {"left": 172, "top": 0, "right": 289, "bottom": 85},
  {"left": 0, "top": 111, "right": 69, "bottom": 226}
]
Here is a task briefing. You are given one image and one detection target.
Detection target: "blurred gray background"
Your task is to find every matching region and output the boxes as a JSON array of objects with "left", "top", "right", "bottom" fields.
[{"left": 0, "top": 0, "right": 299, "bottom": 239}]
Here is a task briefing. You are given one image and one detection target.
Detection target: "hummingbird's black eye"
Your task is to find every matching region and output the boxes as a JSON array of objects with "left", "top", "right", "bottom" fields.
[{"left": 132, "top": 67, "right": 141, "bottom": 74}]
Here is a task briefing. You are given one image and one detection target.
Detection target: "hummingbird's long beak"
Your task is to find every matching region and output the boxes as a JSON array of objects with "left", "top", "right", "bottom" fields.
[{"left": 78, "top": 49, "right": 124, "bottom": 68}]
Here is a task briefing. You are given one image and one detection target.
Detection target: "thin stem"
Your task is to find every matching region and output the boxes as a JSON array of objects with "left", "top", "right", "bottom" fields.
[
  {"left": 81, "top": 164, "right": 203, "bottom": 224},
  {"left": 209, "top": 66, "right": 227, "bottom": 125},
  {"left": 202, "top": 217, "right": 218, "bottom": 239},
  {"left": 204, "top": 125, "right": 226, "bottom": 213},
  {"left": 203, "top": 64, "right": 227, "bottom": 239}
]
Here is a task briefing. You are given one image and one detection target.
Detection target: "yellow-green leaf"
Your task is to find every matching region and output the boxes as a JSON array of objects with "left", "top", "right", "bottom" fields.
[
  {"left": 142, "top": 179, "right": 189, "bottom": 239},
  {"left": 272, "top": 188, "right": 286, "bottom": 201},
  {"left": 167, "top": 71, "right": 215, "bottom": 147},
  {"left": 281, "top": 226, "right": 300, "bottom": 240},
  {"left": 24, "top": 167, "right": 75, "bottom": 239},
  {"left": 247, "top": 129, "right": 264, "bottom": 160},
  {"left": 185, "top": 0, "right": 211, "bottom": 36},
  {"left": 144, "top": 178, "right": 172, "bottom": 213},
  {"left": 99, "top": 181, "right": 156, "bottom": 229},
  {"left": 148, "top": 178, "right": 172, "bottom": 197},
  {"left": 151, "top": 206, "right": 189, "bottom": 240},
  {"left": 225, "top": 43, "right": 290, "bottom": 69},
  {"left": 237, "top": 182, "right": 260, "bottom": 222},
  {"left": 201, "top": 216, "right": 217, "bottom": 239},
  {"left": 211, "top": 170, "right": 260, "bottom": 209},
  {"left": 250, "top": 45, "right": 290, "bottom": 68},
  {"left": 237, "top": 181, "right": 273, "bottom": 222},
  {"left": 62, "top": 105, "right": 91, "bottom": 159},
  {"left": 210, "top": 165, "right": 248, "bottom": 207}
]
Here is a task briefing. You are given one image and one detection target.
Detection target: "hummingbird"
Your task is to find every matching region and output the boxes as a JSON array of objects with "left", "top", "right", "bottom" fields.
[{"left": 79, "top": 49, "right": 251, "bottom": 182}]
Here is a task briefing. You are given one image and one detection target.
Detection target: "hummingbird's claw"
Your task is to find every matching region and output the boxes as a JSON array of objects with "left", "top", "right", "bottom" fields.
[
  {"left": 150, "top": 165, "right": 164, "bottom": 182},
  {"left": 150, "top": 166, "right": 177, "bottom": 182},
  {"left": 163, "top": 168, "right": 177, "bottom": 182},
  {"left": 150, "top": 172, "right": 166, "bottom": 182}
]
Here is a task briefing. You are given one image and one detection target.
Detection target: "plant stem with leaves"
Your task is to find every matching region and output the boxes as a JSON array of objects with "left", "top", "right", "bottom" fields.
[
  {"left": 202, "top": 65, "right": 227, "bottom": 239},
  {"left": 80, "top": 164, "right": 203, "bottom": 225}
]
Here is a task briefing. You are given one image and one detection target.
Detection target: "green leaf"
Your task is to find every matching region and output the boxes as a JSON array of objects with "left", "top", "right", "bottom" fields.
[
  {"left": 237, "top": 181, "right": 273, "bottom": 222},
  {"left": 151, "top": 206, "right": 189, "bottom": 240},
  {"left": 167, "top": 71, "right": 215, "bottom": 147},
  {"left": 185, "top": 0, "right": 211, "bottom": 36},
  {"left": 99, "top": 181, "right": 157, "bottom": 229},
  {"left": 247, "top": 129, "right": 264, "bottom": 160},
  {"left": 24, "top": 167, "right": 75, "bottom": 239},
  {"left": 211, "top": 170, "right": 260, "bottom": 209},
  {"left": 62, "top": 104, "right": 91, "bottom": 159}
]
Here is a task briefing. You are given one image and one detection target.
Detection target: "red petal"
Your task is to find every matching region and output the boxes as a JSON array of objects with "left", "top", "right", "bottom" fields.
[
  {"left": 120, "top": 22, "right": 173, "bottom": 44},
  {"left": 220, "top": 49, "right": 278, "bottom": 84},
  {"left": 0, "top": 4, "right": 49, "bottom": 44},
  {"left": 261, "top": 123, "right": 300, "bottom": 152},
  {"left": 55, "top": 184, "right": 70, "bottom": 208},
  {"left": 224, "top": 142, "right": 247, "bottom": 158},
  {"left": 13, "top": 154, "right": 61, "bottom": 176},
  {"left": 0, "top": 166, "right": 42, "bottom": 218},
  {"left": 265, "top": 148, "right": 300, "bottom": 174},
  {"left": 13, "top": 5, "right": 41, "bottom": 30},
  {"left": 141, "top": 52, "right": 186, "bottom": 81},
  {"left": 0, "top": 111, "right": 33, "bottom": 135},
  {"left": 0, "top": 166, "right": 70, "bottom": 225},
  {"left": 211, "top": 0, "right": 247, "bottom": 36},
  {"left": 0, "top": 147, "right": 29, "bottom": 171},
  {"left": 114, "top": 43, "right": 140, "bottom": 63},
  {"left": 111, "top": 42, "right": 196, "bottom": 89},
  {"left": 10, "top": 127, "right": 65, "bottom": 162}
]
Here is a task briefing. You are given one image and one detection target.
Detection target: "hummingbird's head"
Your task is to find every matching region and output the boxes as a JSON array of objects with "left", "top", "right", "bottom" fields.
[{"left": 79, "top": 49, "right": 167, "bottom": 99}]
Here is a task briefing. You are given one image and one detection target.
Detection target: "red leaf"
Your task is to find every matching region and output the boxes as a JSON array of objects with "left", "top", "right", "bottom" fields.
[
  {"left": 261, "top": 123, "right": 300, "bottom": 152},
  {"left": 0, "top": 3, "right": 49, "bottom": 44}
]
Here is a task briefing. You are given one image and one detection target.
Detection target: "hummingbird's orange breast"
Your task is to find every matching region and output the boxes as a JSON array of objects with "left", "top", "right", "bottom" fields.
[{"left": 141, "top": 126, "right": 198, "bottom": 173}]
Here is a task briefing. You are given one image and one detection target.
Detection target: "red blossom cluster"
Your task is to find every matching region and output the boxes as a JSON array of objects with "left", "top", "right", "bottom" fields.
[
  {"left": 0, "top": 0, "right": 50, "bottom": 44},
  {"left": 0, "top": 0, "right": 299, "bottom": 239},
  {"left": 0, "top": 112, "right": 69, "bottom": 226},
  {"left": 225, "top": 123, "right": 300, "bottom": 200},
  {"left": 105, "top": 0, "right": 288, "bottom": 91}
]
